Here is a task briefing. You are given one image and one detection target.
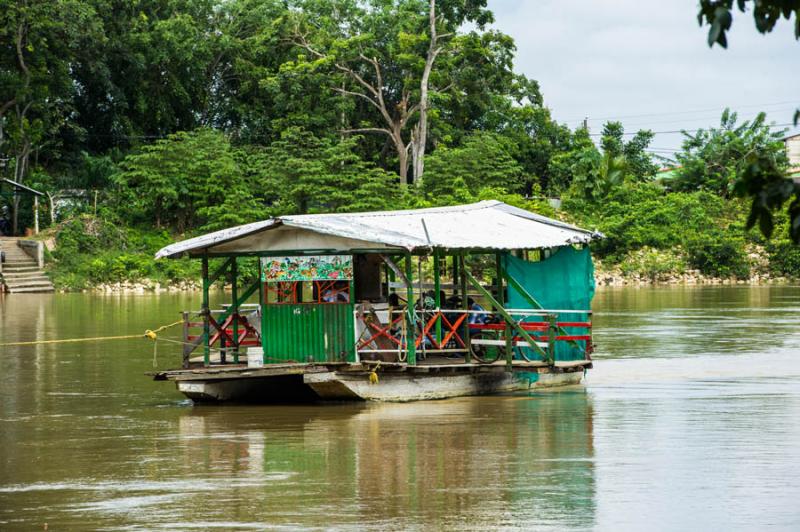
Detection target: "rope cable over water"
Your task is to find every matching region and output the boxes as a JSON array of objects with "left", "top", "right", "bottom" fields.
[{"left": 0, "top": 319, "right": 185, "bottom": 347}]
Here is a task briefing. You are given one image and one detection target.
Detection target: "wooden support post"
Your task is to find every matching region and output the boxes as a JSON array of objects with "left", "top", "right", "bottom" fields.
[
  {"left": 433, "top": 249, "right": 442, "bottom": 345},
  {"left": 548, "top": 314, "right": 557, "bottom": 363},
  {"left": 182, "top": 311, "right": 190, "bottom": 369},
  {"left": 501, "top": 268, "right": 584, "bottom": 354},
  {"left": 452, "top": 255, "right": 459, "bottom": 291},
  {"left": 459, "top": 254, "right": 471, "bottom": 363},
  {"left": 497, "top": 253, "right": 512, "bottom": 370},
  {"left": 209, "top": 257, "right": 234, "bottom": 285},
  {"left": 259, "top": 258, "right": 268, "bottom": 366},
  {"left": 201, "top": 256, "right": 211, "bottom": 367},
  {"left": 231, "top": 258, "right": 239, "bottom": 364},
  {"left": 465, "top": 269, "right": 551, "bottom": 364},
  {"left": 405, "top": 254, "right": 416, "bottom": 366},
  {"left": 33, "top": 196, "right": 39, "bottom": 235}
]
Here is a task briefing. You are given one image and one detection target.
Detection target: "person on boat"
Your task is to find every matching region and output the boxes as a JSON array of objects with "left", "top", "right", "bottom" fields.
[
  {"left": 467, "top": 297, "right": 489, "bottom": 325},
  {"left": 322, "top": 281, "right": 350, "bottom": 303},
  {"left": 322, "top": 287, "right": 337, "bottom": 303},
  {"left": 387, "top": 292, "right": 407, "bottom": 343}
]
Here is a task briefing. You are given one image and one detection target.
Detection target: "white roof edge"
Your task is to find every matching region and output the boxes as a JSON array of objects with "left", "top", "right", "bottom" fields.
[
  {"left": 154, "top": 219, "right": 279, "bottom": 259},
  {"left": 493, "top": 202, "right": 594, "bottom": 235},
  {"left": 280, "top": 218, "right": 425, "bottom": 250},
  {"left": 282, "top": 199, "right": 500, "bottom": 222},
  {"left": 154, "top": 200, "right": 603, "bottom": 259}
]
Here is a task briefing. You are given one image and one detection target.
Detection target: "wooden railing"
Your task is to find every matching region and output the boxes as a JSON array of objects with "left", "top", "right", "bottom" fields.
[
  {"left": 354, "top": 306, "right": 592, "bottom": 365},
  {"left": 181, "top": 304, "right": 260, "bottom": 368}
]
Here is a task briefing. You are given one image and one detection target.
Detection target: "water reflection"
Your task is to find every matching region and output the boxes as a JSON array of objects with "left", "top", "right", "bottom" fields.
[
  {"left": 3, "top": 287, "right": 800, "bottom": 530},
  {"left": 166, "top": 391, "right": 595, "bottom": 531}
]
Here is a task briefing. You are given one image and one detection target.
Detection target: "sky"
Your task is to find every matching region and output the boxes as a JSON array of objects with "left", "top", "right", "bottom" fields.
[{"left": 487, "top": 0, "right": 800, "bottom": 161}]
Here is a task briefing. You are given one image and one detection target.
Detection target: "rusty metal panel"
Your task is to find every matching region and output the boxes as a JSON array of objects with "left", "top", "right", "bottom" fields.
[{"left": 263, "top": 304, "right": 355, "bottom": 363}]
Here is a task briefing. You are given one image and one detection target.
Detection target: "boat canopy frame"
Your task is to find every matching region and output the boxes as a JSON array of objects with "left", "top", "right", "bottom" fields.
[{"left": 157, "top": 201, "right": 601, "bottom": 370}]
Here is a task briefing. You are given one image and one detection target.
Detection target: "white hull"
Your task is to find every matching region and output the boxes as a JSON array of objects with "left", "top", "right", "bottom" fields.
[
  {"left": 174, "top": 367, "right": 584, "bottom": 402},
  {"left": 304, "top": 370, "right": 583, "bottom": 402}
]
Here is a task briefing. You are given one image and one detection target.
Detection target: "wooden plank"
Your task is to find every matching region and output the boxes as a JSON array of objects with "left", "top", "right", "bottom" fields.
[{"left": 465, "top": 270, "right": 551, "bottom": 364}]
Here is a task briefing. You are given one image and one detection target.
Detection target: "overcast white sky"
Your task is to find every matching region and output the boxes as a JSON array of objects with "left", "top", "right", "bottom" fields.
[{"left": 488, "top": 0, "right": 800, "bottom": 159}]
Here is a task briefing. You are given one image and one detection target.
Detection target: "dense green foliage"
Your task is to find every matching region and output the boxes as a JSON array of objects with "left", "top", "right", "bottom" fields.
[
  {"left": 564, "top": 183, "right": 752, "bottom": 279},
  {"left": 698, "top": 0, "right": 800, "bottom": 242},
  {"left": 0, "top": 0, "right": 797, "bottom": 289},
  {"left": 49, "top": 215, "right": 197, "bottom": 289},
  {"left": 673, "top": 110, "right": 789, "bottom": 198}
]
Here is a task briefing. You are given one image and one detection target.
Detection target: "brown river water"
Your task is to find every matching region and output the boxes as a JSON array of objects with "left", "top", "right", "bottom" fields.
[{"left": 1, "top": 286, "right": 800, "bottom": 531}]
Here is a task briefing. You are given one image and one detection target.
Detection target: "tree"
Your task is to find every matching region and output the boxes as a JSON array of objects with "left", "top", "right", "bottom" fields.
[
  {"left": 255, "top": 127, "right": 400, "bottom": 215},
  {"left": 112, "top": 128, "right": 261, "bottom": 232},
  {"left": 285, "top": 0, "right": 494, "bottom": 185},
  {"left": 68, "top": 0, "right": 221, "bottom": 152},
  {"left": 0, "top": 0, "right": 99, "bottom": 233},
  {"left": 555, "top": 122, "right": 656, "bottom": 201},
  {"left": 672, "top": 109, "right": 789, "bottom": 198},
  {"left": 697, "top": 0, "right": 800, "bottom": 242},
  {"left": 699, "top": 1, "right": 800, "bottom": 48},
  {"left": 421, "top": 131, "right": 524, "bottom": 200},
  {"left": 600, "top": 121, "right": 658, "bottom": 181}
]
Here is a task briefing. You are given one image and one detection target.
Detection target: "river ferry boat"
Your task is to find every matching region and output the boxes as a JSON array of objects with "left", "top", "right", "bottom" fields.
[{"left": 152, "top": 201, "right": 601, "bottom": 402}]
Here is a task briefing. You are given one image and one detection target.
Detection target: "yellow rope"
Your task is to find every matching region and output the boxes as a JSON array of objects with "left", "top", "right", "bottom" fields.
[
  {"left": 0, "top": 319, "right": 184, "bottom": 347},
  {"left": 368, "top": 360, "right": 381, "bottom": 384}
]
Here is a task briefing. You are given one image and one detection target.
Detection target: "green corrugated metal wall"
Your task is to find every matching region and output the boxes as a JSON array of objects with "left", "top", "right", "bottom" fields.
[{"left": 263, "top": 304, "right": 355, "bottom": 363}]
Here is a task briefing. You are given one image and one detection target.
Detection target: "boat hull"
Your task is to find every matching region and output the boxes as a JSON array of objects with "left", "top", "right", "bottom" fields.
[
  {"left": 168, "top": 363, "right": 586, "bottom": 403},
  {"left": 303, "top": 370, "right": 582, "bottom": 402}
]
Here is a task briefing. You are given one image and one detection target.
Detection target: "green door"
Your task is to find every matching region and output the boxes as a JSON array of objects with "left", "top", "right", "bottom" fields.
[{"left": 263, "top": 303, "right": 355, "bottom": 363}]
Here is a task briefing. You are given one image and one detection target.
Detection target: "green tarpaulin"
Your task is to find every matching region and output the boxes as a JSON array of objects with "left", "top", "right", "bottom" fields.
[{"left": 503, "top": 246, "right": 595, "bottom": 361}]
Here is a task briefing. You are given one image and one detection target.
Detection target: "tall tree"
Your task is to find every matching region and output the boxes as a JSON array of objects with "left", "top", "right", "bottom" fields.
[
  {"left": 285, "top": 0, "right": 493, "bottom": 185},
  {"left": 0, "top": 0, "right": 99, "bottom": 233},
  {"left": 112, "top": 128, "right": 261, "bottom": 232},
  {"left": 69, "top": 0, "right": 220, "bottom": 153}
]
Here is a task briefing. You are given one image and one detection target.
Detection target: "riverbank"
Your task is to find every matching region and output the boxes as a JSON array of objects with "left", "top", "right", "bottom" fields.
[
  {"left": 59, "top": 270, "right": 796, "bottom": 294},
  {"left": 39, "top": 207, "right": 799, "bottom": 293}
]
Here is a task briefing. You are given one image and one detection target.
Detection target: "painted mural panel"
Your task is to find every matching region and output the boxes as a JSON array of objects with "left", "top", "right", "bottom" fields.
[{"left": 261, "top": 255, "right": 354, "bottom": 282}]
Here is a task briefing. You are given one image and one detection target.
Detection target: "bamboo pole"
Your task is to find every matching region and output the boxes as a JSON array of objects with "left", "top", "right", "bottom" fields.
[
  {"left": 496, "top": 253, "right": 512, "bottom": 370},
  {"left": 405, "top": 253, "right": 416, "bottom": 366},
  {"left": 433, "top": 249, "right": 441, "bottom": 345},
  {"left": 259, "top": 258, "right": 268, "bottom": 366},
  {"left": 201, "top": 256, "right": 210, "bottom": 367},
  {"left": 231, "top": 258, "right": 239, "bottom": 364},
  {"left": 459, "top": 254, "right": 471, "bottom": 363},
  {"left": 182, "top": 311, "right": 190, "bottom": 369}
]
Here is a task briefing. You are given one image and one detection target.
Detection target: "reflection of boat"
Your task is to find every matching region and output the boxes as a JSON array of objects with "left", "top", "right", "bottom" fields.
[
  {"left": 152, "top": 201, "right": 601, "bottom": 402},
  {"left": 172, "top": 391, "right": 596, "bottom": 528}
]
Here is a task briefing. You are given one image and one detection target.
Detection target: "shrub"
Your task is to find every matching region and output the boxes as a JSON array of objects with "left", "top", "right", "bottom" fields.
[
  {"left": 685, "top": 232, "right": 750, "bottom": 278},
  {"left": 565, "top": 182, "right": 751, "bottom": 277},
  {"left": 618, "top": 247, "right": 688, "bottom": 280}
]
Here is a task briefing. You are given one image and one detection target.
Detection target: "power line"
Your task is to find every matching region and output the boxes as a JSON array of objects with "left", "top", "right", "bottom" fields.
[
  {"left": 612, "top": 106, "right": 799, "bottom": 129},
  {"left": 561, "top": 100, "right": 800, "bottom": 123},
  {"left": 586, "top": 122, "right": 795, "bottom": 137}
]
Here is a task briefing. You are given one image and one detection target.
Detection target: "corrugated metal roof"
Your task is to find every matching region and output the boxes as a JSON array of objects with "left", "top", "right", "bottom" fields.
[{"left": 155, "top": 200, "right": 601, "bottom": 259}]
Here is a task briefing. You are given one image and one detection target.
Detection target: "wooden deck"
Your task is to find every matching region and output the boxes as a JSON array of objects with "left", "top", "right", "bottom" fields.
[{"left": 153, "top": 357, "right": 592, "bottom": 382}]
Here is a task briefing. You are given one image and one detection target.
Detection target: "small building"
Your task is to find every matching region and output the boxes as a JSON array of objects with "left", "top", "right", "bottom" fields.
[
  {"left": 786, "top": 132, "right": 800, "bottom": 182},
  {"left": 153, "top": 200, "right": 602, "bottom": 403},
  {"left": 785, "top": 132, "right": 800, "bottom": 167}
]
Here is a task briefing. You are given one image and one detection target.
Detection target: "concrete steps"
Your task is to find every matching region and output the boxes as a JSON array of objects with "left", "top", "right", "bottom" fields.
[{"left": 1, "top": 238, "right": 54, "bottom": 293}]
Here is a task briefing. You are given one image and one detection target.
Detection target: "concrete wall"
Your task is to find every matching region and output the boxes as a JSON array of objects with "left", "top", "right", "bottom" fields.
[
  {"left": 786, "top": 135, "right": 800, "bottom": 169},
  {"left": 18, "top": 240, "right": 44, "bottom": 268}
]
